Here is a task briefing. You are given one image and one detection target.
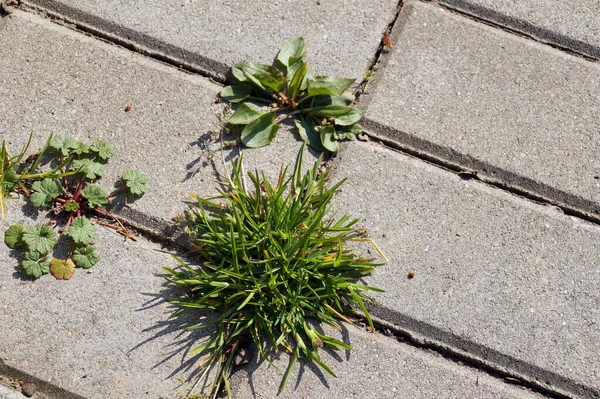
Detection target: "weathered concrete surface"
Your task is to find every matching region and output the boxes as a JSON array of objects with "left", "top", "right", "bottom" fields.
[
  {"left": 0, "top": 200, "right": 213, "bottom": 399},
  {"left": 332, "top": 141, "right": 600, "bottom": 398},
  {"left": 362, "top": 1, "right": 600, "bottom": 220},
  {"left": 0, "top": 383, "right": 27, "bottom": 399},
  {"left": 0, "top": 11, "right": 314, "bottom": 240},
  {"left": 230, "top": 324, "right": 546, "bottom": 399},
  {"left": 434, "top": 0, "right": 600, "bottom": 59},
  {"left": 21, "top": 0, "right": 398, "bottom": 82}
]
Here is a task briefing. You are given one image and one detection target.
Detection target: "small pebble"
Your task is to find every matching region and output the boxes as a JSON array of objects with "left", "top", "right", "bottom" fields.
[{"left": 21, "top": 382, "right": 37, "bottom": 397}]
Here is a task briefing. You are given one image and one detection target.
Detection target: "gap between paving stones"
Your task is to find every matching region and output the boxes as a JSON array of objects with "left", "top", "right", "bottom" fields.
[
  {"left": 331, "top": 141, "right": 600, "bottom": 399},
  {"left": 11, "top": 0, "right": 600, "bottom": 232},
  {"left": 229, "top": 322, "right": 550, "bottom": 399},
  {"left": 427, "top": 0, "right": 600, "bottom": 61},
  {"left": 15, "top": 0, "right": 595, "bottom": 229},
  {"left": 358, "top": 0, "right": 600, "bottom": 227},
  {"left": 14, "top": 1, "right": 227, "bottom": 83},
  {"left": 1, "top": 3, "right": 596, "bottom": 399},
  {"left": 17, "top": 0, "right": 398, "bottom": 86},
  {"left": 361, "top": 130, "right": 600, "bottom": 228},
  {"left": 17, "top": 0, "right": 230, "bottom": 82}
]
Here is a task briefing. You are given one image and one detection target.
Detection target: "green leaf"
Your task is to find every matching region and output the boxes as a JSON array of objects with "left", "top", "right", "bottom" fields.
[
  {"left": 313, "top": 90, "right": 355, "bottom": 107},
  {"left": 49, "top": 136, "right": 78, "bottom": 157},
  {"left": 81, "top": 184, "right": 108, "bottom": 208},
  {"left": 72, "top": 245, "right": 99, "bottom": 269},
  {"left": 338, "top": 123, "right": 362, "bottom": 140},
  {"left": 300, "top": 64, "right": 315, "bottom": 91},
  {"left": 319, "top": 125, "right": 339, "bottom": 153},
  {"left": 64, "top": 200, "right": 79, "bottom": 212},
  {"left": 228, "top": 103, "right": 265, "bottom": 125},
  {"left": 219, "top": 84, "right": 252, "bottom": 103},
  {"left": 121, "top": 170, "right": 148, "bottom": 196},
  {"left": 4, "top": 224, "right": 25, "bottom": 249},
  {"left": 29, "top": 178, "right": 61, "bottom": 208},
  {"left": 309, "top": 105, "right": 362, "bottom": 126},
  {"left": 333, "top": 107, "right": 361, "bottom": 126},
  {"left": 286, "top": 60, "right": 307, "bottom": 101},
  {"left": 50, "top": 258, "right": 75, "bottom": 280},
  {"left": 294, "top": 116, "right": 326, "bottom": 153},
  {"left": 73, "top": 159, "right": 104, "bottom": 180},
  {"left": 23, "top": 223, "right": 57, "bottom": 254},
  {"left": 90, "top": 140, "right": 115, "bottom": 161},
  {"left": 240, "top": 112, "right": 279, "bottom": 148},
  {"left": 308, "top": 76, "right": 356, "bottom": 97},
  {"left": 276, "top": 37, "right": 306, "bottom": 68},
  {"left": 22, "top": 253, "right": 50, "bottom": 279},
  {"left": 68, "top": 216, "right": 97, "bottom": 245},
  {"left": 235, "top": 62, "right": 283, "bottom": 92},
  {"left": 73, "top": 142, "right": 91, "bottom": 155}
]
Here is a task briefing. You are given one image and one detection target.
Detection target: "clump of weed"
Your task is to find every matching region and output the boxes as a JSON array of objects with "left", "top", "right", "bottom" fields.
[
  {"left": 2, "top": 132, "right": 147, "bottom": 280},
  {"left": 219, "top": 37, "right": 362, "bottom": 152},
  {"left": 165, "top": 146, "right": 385, "bottom": 397}
]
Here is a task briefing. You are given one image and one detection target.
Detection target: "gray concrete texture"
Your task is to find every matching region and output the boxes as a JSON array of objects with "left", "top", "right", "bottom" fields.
[
  {"left": 434, "top": 0, "right": 600, "bottom": 59},
  {"left": 22, "top": 0, "right": 398, "bottom": 83},
  {"left": 0, "top": 11, "right": 316, "bottom": 239},
  {"left": 0, "top": 384, "right": 27, "bottom": 399},
  {"left": 0, "top": 200, "right": 211, "bottom": 399},
  {"left": 332, "top": 141, "right": 600, "bottom": 398},
  {"left": 230, "top": 324, "right": 546, "bottom": 399},
  {"left": 362, "top": 1, "right": 600, "bottom": 219}
]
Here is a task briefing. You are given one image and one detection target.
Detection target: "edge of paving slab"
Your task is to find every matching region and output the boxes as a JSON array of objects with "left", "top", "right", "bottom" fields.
[
  {"left": 428, "top": 0, "right": 600, "bottom": 60},
  {"left": 18, "top": 0, "right": 229, "bottom": 81},
  {"left": 359, "top": 1, "right": 600, "bottom": 225},
  {"left": 0, "top": 363, "right": 84, "bottom": 399},
  {"left": 331, "top": 142, "right": 596, "bottom": 399}
]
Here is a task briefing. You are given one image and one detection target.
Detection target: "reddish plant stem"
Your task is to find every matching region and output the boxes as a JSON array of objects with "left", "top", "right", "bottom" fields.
[
  {"left": 107, "top": 187, "right": 124, "bottom": 199},
  {"left": 72, "top": 176, "right": 85, "bottom": 202},
  {"left": 63, "top": 214, "right": 74, "bottom": 231}
]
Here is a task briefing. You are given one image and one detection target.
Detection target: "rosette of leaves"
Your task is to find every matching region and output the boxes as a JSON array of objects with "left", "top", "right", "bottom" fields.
[
  {"left": 2, "top": 133, "right": 148, "bottom": 280},
  {"left": 165, "top": 146, "right": 386, "bottom": 398},
  {"left": 219, "top": 37, "right": 362, "bottom": 152}
]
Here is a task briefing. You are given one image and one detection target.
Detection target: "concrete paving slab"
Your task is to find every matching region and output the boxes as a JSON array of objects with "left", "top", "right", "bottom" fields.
[
  {"left": 0, "top": 199, "right": 213, "bottom": 399},
  {"left": 362, "top": 1, "right": 600, "bottom": 220},
  {"left": 229, "top": 323, "right": 546, "bottom": 399},
  {"left": 332, "top": 141, "right": 600, "bottom": 398},
  {"left": 433, "top": 0, "right": 600, "bottom": 59},
  {"left": 0, "top": 11, "right": 315, "bottom": 240},
  {"left": 21, "top": 0, "right": 398, "bottom": 83},
  {"left": 0, "top": 384, "right": 27, "bottom": 399}
]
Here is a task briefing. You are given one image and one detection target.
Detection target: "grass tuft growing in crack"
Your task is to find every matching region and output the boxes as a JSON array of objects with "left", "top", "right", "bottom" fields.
[{"left": 165, "top": 146, "right": 386, "bottom": 398}]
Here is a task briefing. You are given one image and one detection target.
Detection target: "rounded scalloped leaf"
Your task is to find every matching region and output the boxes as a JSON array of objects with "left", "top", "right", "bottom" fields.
[
  {"left": 90, "top": 140, "right": 115, "bottom": 161},
  {"left": 30, "top": 178, "right": 61, "bottom": 208},
  {"left": 50, "top": 258, "right": 75, "bottom": 280},
  {"left": 121, "top": 170, "right": 148, "bottom": 197},
  {"left": 22, "top": 223, "right": 57, "bottom": 254},
  {"left": 72, "top": 246, "right": 99, "bottom": 269},
  {"left": 81, "top": 184, "right": 108, "bottom": 208},
  {"left": 22, "top": 254, "right": 50, "bottom": 279},
  {"left": 49, "top": 135, "right": 78, "bottom": 157},
  {"left": 4, "top": 224, "right": 26, "bottom": 249},
  {"left": 72, "top": 159, "right": 104, "bottom": 180},
  {"left": 67, "top": 216, "right": 97, "bottom": 245}
]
